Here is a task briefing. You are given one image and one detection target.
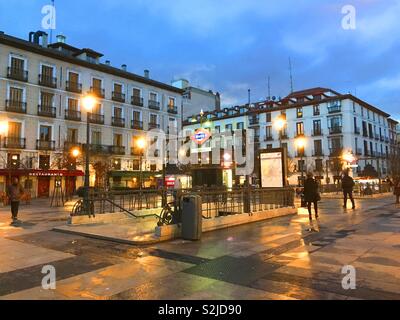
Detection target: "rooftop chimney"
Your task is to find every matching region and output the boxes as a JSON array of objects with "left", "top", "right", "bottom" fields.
[
  {"left": 144, "top": 69, "right": 150, "bottom": 79},
  {"left": 105, "top": 60, "right": 111, "bottom": 66},
  {"left": 56, "top": 34, "right": 66, "bottom": 43},
  {"left": 121, "top": 64, "right": 127, "bottom": 71}
]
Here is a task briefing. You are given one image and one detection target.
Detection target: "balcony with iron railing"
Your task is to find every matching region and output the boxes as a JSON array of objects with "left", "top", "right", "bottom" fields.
[
  {"left": 112, "top": 117, "right": 125, "bottom": 128},
  {"left": 249, "top": 118, "right": 259, "bottom": 126},
  {"left": 329, "top": 147, "right": 343, "bottom": 157},
  {"left": 3, "top": 137, "right": 26, "bottom": 149},
  {"left": 7, "top": 67, "right": 28, "bottom": 82},
  {"left": 167, "top": 105, "right": 178, "bottom": 114},
  {"left": 65, "top": 109, "right": 81, "bottom": 121},
  {"left": 264, "top": 135, "right": 274, "bottom": 142},
  {"left": 36, "top": 139, "right": 55, "bottom": 151},
  {"left": 90, "top": 87, "right": 105, "bottom": 98},
  {"left": 148, "top": 122, "right": 160, "bottom": 130},
  {"left": 295, "top": 132, "right": 305, "bottom": 138},
  {"left": 65, "top": 81, "right": 82, "bottom": 93},
  {"left": 356, "top": 148, "right": 363, "bottom": 156},
  {"left": 328, "top": 104, "right": 342, "bottom": 114},
  {"left": 312, "top": 149, "right": 324, "bottom": 157},
  {"left": 5, "top": 100, "right": 27, "bottom": 113},
  {"left": 38, "top": 105, "right": 56, "bottom": 118},
  {"left": 112, "top": 91, "right": 126, "bottom": 103},
  {"left": 88, "top": 113, "right": 105, "bottom": 125},
  {"left": 329, "top": 126, "right": 342, "bottom": 134},
  {"left": 296, "top": 150, "right": 306, "bottom": 158},
  {"left": 131, "top": 120, "right": 143, "bottom": 130},
  {"left": 148, "top": 100, "right": 160, "bottom": 110},
  {"left": 131, "top": 96, "right": 144, "bottom": 107},
  {"left": 354, "top": 127, "right": 361, "bottom": 135},
  {"left": 82, "top": 144, "right": 109, "bottom": 154},
  {"left": 110, "top": 145, "right": 126, "bottom": 155},
  {"left": 312, "top": 129, "right": 323, "bottom": 136},
  {"left": 131, "top": 147, "right": 144, "bottom": 156},
  {"left": 39, "top": 74, "right": 57, "bottom": 88},
  {"left": 64, "top": 141, "right": 82, "bottom": 151},
  {"left": 280, "top": 132, "right": 289, "bottom": 139}
]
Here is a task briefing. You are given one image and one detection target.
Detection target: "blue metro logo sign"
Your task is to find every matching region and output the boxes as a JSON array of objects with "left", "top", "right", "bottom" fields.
[{"left": 191, "top": 128, "right": 211, "bottom": 145}]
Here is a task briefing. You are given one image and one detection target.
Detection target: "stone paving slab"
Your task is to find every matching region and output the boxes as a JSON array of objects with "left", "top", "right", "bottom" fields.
[
  {"left": 2, "top": 256, "right": 193, "bottom": 300},
  {"left": 1, "top": 196, "right": 400, "bottom": 300}
]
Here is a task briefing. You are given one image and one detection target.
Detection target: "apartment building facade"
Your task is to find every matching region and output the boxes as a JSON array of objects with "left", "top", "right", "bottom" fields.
[
  {"left": 184, "top": 87, "right": 399, "bottom": 187},
  {"left": 0, "top": 31, "right": 183, "bottom": 198}
]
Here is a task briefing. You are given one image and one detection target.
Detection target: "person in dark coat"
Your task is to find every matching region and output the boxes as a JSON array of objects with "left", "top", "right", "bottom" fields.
[
  {"left": 7, "top": 178, "right": 24, "bottom": 224},
  {"left": 342, "top": 170, "right": 355, "bottom": 209},
  {"left": 393, "top": 176, "right": 400, "bottom": 204},
  {"left": 303, "top": 173, "right": 319, "bottom": 221}
]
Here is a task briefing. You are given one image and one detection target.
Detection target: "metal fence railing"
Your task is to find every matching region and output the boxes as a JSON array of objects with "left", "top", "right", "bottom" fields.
[
  {"left": 71, "top": 187, "right": 296, "bottom": 219},
  {"left": 320, "top": 183, "right": 392, "bottom": 196},
  {"left": 193, "top": 187, "right": 295, "bottom": 219}
]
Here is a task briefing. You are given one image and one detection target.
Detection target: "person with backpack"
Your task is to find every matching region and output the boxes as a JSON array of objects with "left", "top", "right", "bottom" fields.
[
  {"left": 342, "top": 170, "right": 355, "bottom": 209},
  {"left": 303, "top": 172, "right": 320, "bottom": 221}
]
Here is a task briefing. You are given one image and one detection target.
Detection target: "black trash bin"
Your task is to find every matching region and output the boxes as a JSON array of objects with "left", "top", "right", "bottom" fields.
[{"left": 181, "top": 195, "right": 202, "bottom": 240}]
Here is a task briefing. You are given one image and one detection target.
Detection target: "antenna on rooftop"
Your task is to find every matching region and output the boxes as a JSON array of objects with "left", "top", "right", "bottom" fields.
[
  {"left": 289, "top": 57, "right": 294, "bottom": 93},
  {"left": 248, "top": 89, "right": 251, "bottom": 106},
  {"left": 267, "top": 76, "right": 271, "bottom": 100},
  {"left": 50, "top": 0, "right": 55, "bottom": 44}
]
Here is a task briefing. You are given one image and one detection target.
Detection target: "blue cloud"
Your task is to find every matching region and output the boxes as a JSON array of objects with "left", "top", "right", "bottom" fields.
[{"left": 0, "top": 0, "right": 399, "bottom": 117}]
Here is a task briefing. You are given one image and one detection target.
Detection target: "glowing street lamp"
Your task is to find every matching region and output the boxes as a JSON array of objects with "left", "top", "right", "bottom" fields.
[
  {"left": 295, "top": 136, "right": 307, "bottom": 182},
  {"left": 0, "top": 121, "right": 9, "bottom": 136},
  {"left": 136, "top": 137, "right": 146, "bottom": 190},
  {"left": 274, "top": 116, "right": 286, "bottom": 147},
  {"left": 71, "top": 148, "right": 80, "bottom": 158},
  {"left": 342, "top": 151, "right": 356, "bottom": 164},
  {"left": 81, "top": 94, "right": 97, "bottom": 215}
]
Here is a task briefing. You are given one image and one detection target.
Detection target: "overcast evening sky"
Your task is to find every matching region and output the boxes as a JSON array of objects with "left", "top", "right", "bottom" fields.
[{"left": 1, "top": 0, "right": 399, "bottom": 120}]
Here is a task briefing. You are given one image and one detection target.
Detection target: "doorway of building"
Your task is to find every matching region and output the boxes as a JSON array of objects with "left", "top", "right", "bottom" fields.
[{"left": 38, "top": 177, "right": 50, "bottom": 198}]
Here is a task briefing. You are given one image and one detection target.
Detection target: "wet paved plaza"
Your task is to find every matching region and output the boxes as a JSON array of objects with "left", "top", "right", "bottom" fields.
[{"left": 0, "top": 196, "right": 399, "bottom": 300}]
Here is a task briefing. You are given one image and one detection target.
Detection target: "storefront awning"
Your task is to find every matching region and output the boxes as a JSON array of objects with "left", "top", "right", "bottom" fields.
[{"left": 0, "top": 169, "right": 84, "bottom": 177}]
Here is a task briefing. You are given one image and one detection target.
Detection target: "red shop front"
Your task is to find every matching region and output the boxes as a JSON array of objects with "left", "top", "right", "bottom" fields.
[{"left": 0, "top": 169, "right": 84, "bottom": 198}]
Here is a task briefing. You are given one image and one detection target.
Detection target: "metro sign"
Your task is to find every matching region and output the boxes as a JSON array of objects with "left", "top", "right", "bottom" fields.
[{"left": 191, "top": 128, "right": 211, "bottom": 145}]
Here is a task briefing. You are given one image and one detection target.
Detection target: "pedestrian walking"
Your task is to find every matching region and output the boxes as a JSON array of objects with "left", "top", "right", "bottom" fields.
[
  {"left": 303, "top": 172, "right": 320, "bottom": 221},
  {"left": 7, "top": 178, "right": 24, "bottom": 225},
  {"left": 342, "top": 170, "right": 355, "bottom": 209},
  {"left": 393, "top": 176, "right": 400, "bottom": 204}
]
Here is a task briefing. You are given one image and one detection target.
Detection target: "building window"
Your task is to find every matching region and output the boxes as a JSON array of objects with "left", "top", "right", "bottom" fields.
[
  {"left": 67, "top": 128, "right": 78, "bottom": 143},
  {"left": 296, "top": 122, "right": 304, "bottom": 136},
  {"left": 39, "top": 155, "right": 50, "bottom": 170},
  {"left": 91, "top": 131, "right": 101, "bottom": 145},
  {"left": 315, "top": 159, "right": 323, "bottom": 172},
  {"left": 7, "top": 153, "right": 20, "bottom": 169},
  {"left": 149, "top": 92, "right": 158, "bottom": 102},
  {"left": 297, "top": 107, "right": 303, "bottom": 118},
  {"left": 266, "top": 113, "right": 272, "bottom": 122},
  {"left": 313, "top": 120, "right": 322, "bottom": 135},
  {"left": 313, "top": 105, "right": 320, "bottom": 116},
  {"left": 236, "top": 122, "right": 244, "bottom": 130},
  {"left": 39, "top": 125, "right": 52, "bottom": 141}
]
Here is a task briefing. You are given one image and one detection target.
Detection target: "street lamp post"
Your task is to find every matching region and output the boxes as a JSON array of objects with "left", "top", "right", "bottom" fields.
[
  {"left": 136, "top": 137, "right": 146, "bottom": 191},
  {"left": 81, "top": 95, "right": 96, "bottom": 215},
  {"left": 295, "top": 137, "right": 307, "bottom": 185},
  {"left": 274, "top": 116, "right": 286, "bottom": 148}
]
